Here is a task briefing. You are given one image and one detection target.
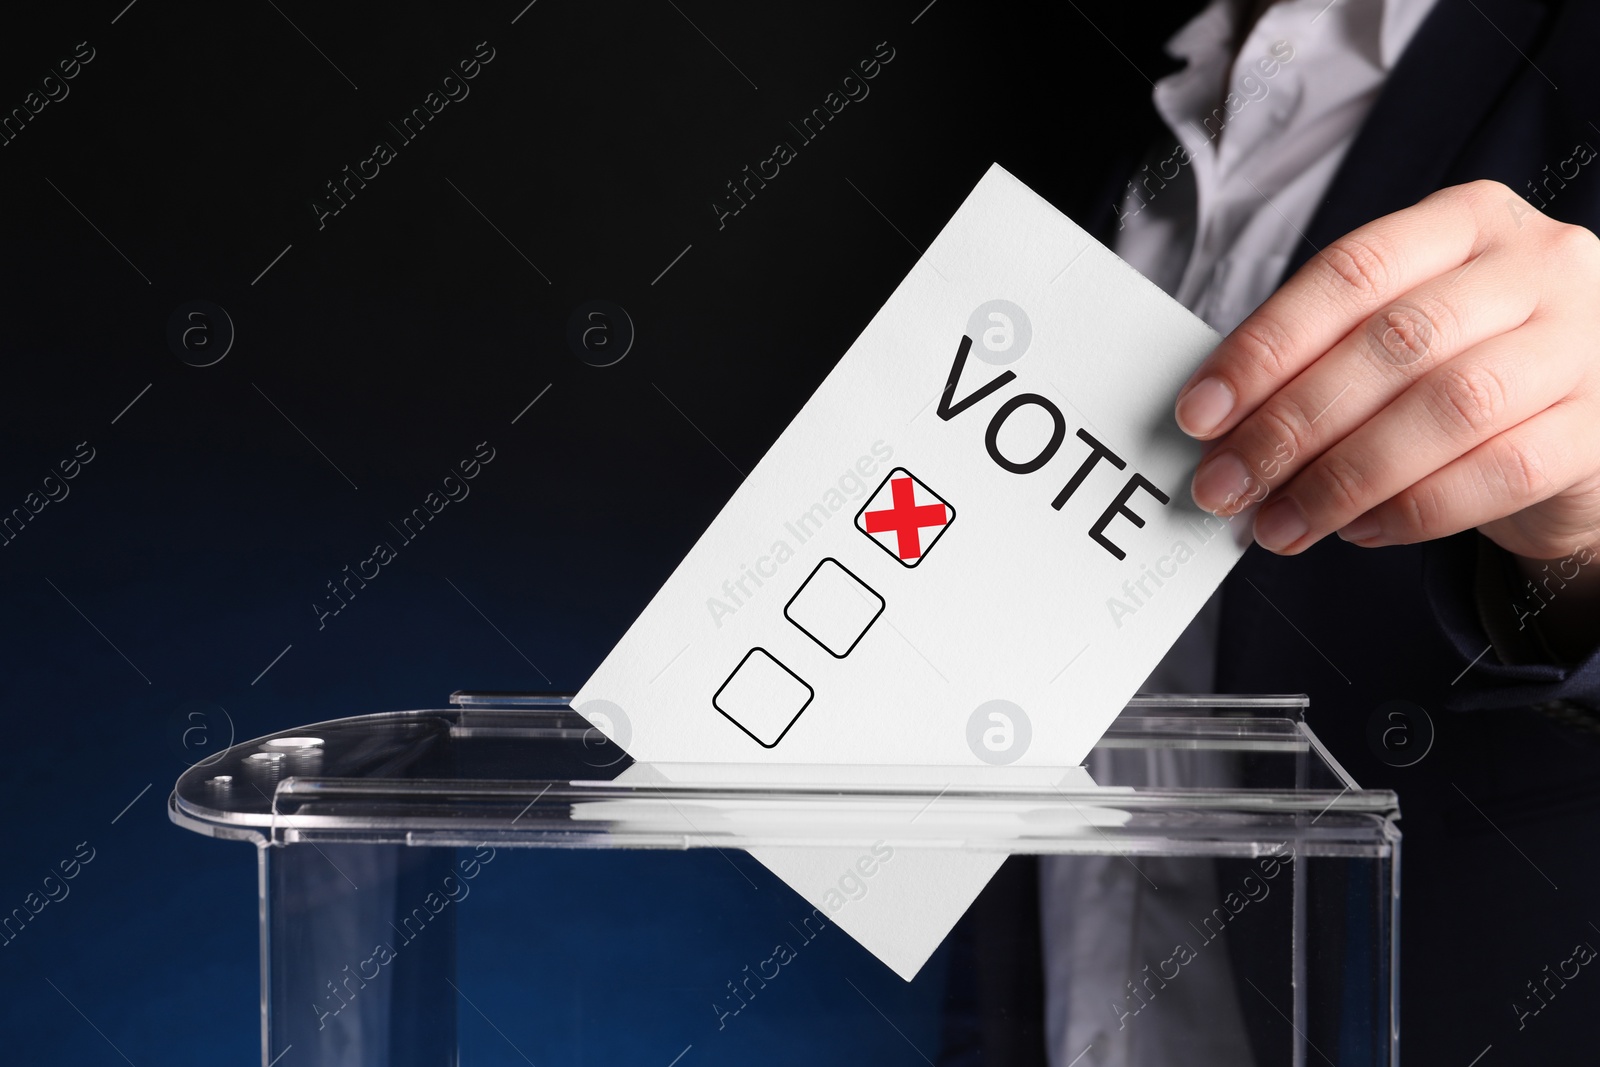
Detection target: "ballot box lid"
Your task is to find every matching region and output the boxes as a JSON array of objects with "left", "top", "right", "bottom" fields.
[{"left": 169, "top": 693, "right": 1398, "bottom": 859}]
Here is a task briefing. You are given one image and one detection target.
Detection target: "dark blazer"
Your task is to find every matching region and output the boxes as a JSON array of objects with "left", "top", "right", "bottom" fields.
[{"left": 942, "top": 1, "right": 1600, "bottom": 1063}]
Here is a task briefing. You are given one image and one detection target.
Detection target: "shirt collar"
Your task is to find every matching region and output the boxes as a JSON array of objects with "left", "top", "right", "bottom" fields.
[
  {"left": 1163, "top": 0, "right": 1234, "bottom": 70},
  {"left": 1163, "top": 0, "right": 1439, "bottom": 73}
]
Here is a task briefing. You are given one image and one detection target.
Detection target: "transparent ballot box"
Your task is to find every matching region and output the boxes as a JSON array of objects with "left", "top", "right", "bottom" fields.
[{"left": 168, "top": 694, "right": 1399, "bottom": 1067}]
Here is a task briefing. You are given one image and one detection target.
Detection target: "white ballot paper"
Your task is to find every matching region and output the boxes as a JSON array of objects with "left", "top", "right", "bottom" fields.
[{"left": 574, "top": 162, "right": 1251, "bottom": 978}]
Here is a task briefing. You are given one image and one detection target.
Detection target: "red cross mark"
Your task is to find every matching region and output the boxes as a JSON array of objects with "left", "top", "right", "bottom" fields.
[{"left": 863, "top": 476, "right": 949, "bottom": 560}]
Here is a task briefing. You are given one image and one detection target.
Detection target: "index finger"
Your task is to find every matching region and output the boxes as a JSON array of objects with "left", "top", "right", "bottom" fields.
[{"left": 1172, "top": 181, "right": 1513, "bottom": 441}]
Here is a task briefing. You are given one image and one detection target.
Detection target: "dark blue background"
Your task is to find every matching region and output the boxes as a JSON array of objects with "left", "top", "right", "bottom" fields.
[{"left": 0, "top": 0, "right": 1107, "bottom": 1060}]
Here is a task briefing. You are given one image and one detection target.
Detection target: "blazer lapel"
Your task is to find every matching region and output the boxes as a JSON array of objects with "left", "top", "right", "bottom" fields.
[{"left": 1290, "top": 0, "right": 1552, "bottom": 273}]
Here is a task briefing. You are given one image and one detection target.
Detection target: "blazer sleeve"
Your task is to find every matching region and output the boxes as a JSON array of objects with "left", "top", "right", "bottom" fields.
[{"left": 1423, "top": 531, "right": 1600, "bottom": 712}]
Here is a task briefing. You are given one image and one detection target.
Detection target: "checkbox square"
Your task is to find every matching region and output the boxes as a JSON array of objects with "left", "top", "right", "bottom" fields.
[
  {"left": 712, "top": 648, "right": 814, "bottom": 748},
  {"left": 784, "top": 558, "right": 884, "bottom": 658},
  {"left": 856, "top": 467, "right": 955, "bottom": 568}
]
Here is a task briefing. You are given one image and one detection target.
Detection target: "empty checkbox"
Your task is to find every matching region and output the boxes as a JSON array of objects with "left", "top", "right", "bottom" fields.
[
  {"left": 712, "top": 648, "right": 814, "bottom": 748},
  {"left": 784, "top": 558, "right": 884, "bottom": 658}
]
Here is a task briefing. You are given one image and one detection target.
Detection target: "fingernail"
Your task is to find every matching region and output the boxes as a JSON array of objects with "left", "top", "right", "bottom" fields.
[
  {"left": 1254, "top": 499, "right": 1309, "bottom": 553},
  {"left": 1192, "top": 451, "right": 1251, "bottom": 514},
  {"left": 1176, "top": 377, "right": 1236, "bottom": 437},
  {"left": 1339, "top": 515, "right": 1381, "bottom": 544}
]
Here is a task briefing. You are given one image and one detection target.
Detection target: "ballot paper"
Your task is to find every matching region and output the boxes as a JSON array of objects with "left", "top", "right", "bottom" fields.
[
  {"left": 579, "top": 760, "right": 1125, "bottom": 978},
  {"left": 574, "top": 162, "right": 1250, "bottom": 978}
]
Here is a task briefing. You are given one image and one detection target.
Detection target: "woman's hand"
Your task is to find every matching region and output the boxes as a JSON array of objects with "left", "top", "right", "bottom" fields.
[
  {"left": 1175, "top": 180, "right": 1600, "bottom": 561},
  {"left": 1174, "top": 180, "right": 1600, "bottom": 652}
]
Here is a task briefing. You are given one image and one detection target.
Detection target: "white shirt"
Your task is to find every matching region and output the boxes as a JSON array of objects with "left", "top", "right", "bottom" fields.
[
  {"left": 1041, "top": 1, "right": 1438, "bottom": 1064},
  {"left": 1118, "top": 0, "right": 1438, "bottom": 337}
]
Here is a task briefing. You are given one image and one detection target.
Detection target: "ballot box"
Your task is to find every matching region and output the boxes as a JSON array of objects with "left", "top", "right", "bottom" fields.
[{"left": 169, "top": 693, "right": 1398, "bottom": 1067}]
